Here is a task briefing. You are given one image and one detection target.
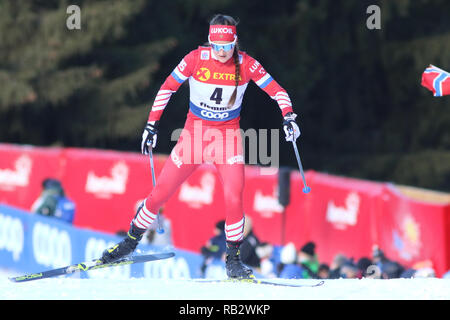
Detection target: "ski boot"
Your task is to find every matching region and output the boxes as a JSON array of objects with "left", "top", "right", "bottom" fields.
[
  {"left": 225, "top": 241, "right": 254, "bottom": 279},
  {"left": 101, "top": 223, "right": 145, "bottom": 263}
]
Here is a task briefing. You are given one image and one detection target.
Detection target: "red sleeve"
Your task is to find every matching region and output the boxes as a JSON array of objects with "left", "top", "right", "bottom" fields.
[{"left": 148, "top": 50, "right": 198, "bottom": 122}]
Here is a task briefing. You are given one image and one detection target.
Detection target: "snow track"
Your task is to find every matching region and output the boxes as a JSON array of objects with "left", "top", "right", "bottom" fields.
[{"left": 2, "top": 269, "right": 450, "bottom": 300}]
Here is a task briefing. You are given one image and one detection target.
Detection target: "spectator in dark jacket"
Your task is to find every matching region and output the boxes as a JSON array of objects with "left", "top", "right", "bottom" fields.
[
  {"left": 372, "top": 245, "right": 405, "bottom": 279},
  {"left": 240, "top": 216, "right": 273, "bottom": 270},
  {"left": 239, "top": 216, "right": 262, "bottom": 268},
  {"left": 200, "top": 220, "right": 227, "bottom": 276},
  {"left": 31, "top": 178, "right": 76, "bottom": 224}
]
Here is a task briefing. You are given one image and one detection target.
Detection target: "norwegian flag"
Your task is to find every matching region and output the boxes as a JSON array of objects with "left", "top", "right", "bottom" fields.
[{"left": 421, "top": 65, "right": 450, "bottom": 97}]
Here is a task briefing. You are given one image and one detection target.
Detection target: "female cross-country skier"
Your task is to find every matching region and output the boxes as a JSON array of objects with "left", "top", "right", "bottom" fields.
[{"left": 101, "top": 14, "right": 300, "bottom": 279}]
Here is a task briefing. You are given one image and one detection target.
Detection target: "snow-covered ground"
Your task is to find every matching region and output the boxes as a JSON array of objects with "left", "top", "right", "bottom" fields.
[{"left": 1, "top": 268, "right": 450, "bottom": 300}]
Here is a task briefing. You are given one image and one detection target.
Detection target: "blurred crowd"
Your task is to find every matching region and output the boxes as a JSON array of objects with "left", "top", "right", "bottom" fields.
[{"left": 200, "top": 216, "right": 444, "bottom": 279}]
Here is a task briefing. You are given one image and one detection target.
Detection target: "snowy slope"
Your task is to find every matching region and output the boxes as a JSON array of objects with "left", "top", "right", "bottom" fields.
[{"left": 1, "top": 269, "right": 450, "bottom": 300}]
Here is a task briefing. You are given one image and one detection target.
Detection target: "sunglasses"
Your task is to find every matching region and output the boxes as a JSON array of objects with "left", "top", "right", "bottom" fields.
[{"left": 208, "top": 37, "right": 236, "bottom": 52}]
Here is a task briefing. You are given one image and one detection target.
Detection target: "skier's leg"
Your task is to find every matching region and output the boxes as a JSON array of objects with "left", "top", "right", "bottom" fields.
[
  {"left": 215, "top": 160, "right": 253, "bottom": 279},
  {"left": 102, "top": 143, "right": 199, "bottom": 263},
  {"left": 215, "top": 161, "right": 245, "bottom": 241},
  {"left": 133, "top": 153, "right": 199, "bottom": 229}
]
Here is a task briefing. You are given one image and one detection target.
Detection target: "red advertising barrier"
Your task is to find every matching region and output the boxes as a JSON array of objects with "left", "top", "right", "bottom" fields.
[
  {"left": 61, "top": 148, "right": 166, "bottom": 233},
  {"left": 282, "top": 170, "right": 313, "bottom": 249},
  {"left": 375, "top": 185, "right": 450, "bottom": 277},
  {"left": 448, "top": 205, "right": 450, "bottom": 273},
  {"left": 0, "top": 144, "right": 64, "bottom": 210},
  {"left": 1, "top": 143, "right": 449, "bottom": 275},
  {"left": 243, "top": 166, "right": 286, "bottom": 246},
  {"left": 291, "top": 171, "right": 383, "bottom": 265}
]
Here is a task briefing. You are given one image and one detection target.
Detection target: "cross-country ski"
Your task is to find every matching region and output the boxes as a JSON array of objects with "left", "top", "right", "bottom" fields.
[{"left": 9, "top": 252, "right": 175, "bottom": 283}]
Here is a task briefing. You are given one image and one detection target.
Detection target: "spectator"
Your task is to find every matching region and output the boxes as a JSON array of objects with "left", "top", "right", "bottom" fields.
[
  {"left": 257, "top": 245, "right": 277, "bottom": 278},
  {"left": 413, "top": 267, "right": 435, "bottom": 278},
  {"left": 239, "top": 216, "right": 274, "bottom": 273},
  {"left": 278, "top": 242, "right": 304, "bottom": 279},
  {"left": 372, "top": 245, "right": 404, "bottom": 279},
  {"left": 298, "top": 241, "right": 319, "bottom": 279},
  {"left": 339, "top": 260, "right": 360, "bottom": 279},
  {"left": 31, "top": 178, "right": 75, "bottom": 224},
  {"left": 400, "top": 265, "right": 435, "bottom": 279},
  {"left": 400, "top": 268, "right": 417, "bottom": 278},
  {"left": 318, "top": 263, "right": 330, "bottom": 279},
  {"left": 199, "top": 220, "right": 227, "bottom": 277},
  {"left": 328, "top": 253, "right": 349, "bottom": 279},
  {"left": 382, "top": 260, "right": 404, "bottom": 279},
  {"left": 372, "top": 245, "right": 387, "bottom": 268},
  {"left": 410, "top": 260, "right": 436, "bottom": 278},
  {"left": 356, "top": 257, "right": 373, "bottom": 278}
]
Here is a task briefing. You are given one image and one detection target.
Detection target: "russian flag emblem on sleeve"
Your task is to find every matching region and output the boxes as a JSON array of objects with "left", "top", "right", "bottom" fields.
[{"left": 421, "top": 65, "right": 450, "bottom": 97}]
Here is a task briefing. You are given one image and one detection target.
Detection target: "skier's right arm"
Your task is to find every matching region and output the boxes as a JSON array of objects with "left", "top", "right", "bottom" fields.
[
  {"left": 147, "top": 50, "right": 197, "bottom": 123},
  {"left": 141, "top": 50, "right": 197, "bottom": 155}
]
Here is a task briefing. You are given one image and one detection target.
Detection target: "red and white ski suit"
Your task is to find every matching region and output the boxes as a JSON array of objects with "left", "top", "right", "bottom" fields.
[{"left": 133, "top": 46, "right": 293, "bottom": 242}]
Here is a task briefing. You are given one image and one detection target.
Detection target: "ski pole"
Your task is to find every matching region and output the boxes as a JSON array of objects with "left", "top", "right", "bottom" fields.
[
  {"left": 148, "top": 143, "right": 164, "bottom": 234},
  {"left": 289, "top": 129, "right": 310, "bottom": 194}
]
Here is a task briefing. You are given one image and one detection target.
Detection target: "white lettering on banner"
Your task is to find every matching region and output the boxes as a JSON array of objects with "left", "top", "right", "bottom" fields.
[
  {"left": 0, "top": 155, "right": 32, "bottom": 191},
  {"left": 144, "top": 256, "right": 191, "bottom": 279},
  {"left": 178, "top": 172, "right": 215, "bottom": 208},
  {"left": 32, "top": 222, "right": 72, "bottom": 268},
  {"left": 85, "top": 161, "right": 129, "bottom": 198},
  {"left": 326, "top": 192, "right": 360, "bottom": 230},
  {"left": 200, "top": 110, "right": 229, "bottom": 119},
  {"left": 0, "top": 213, "right": 24, "bottom": 261},
  {"left": 84, "top": 237, "right": 130, "bottom": 279},
  {"left": 253, "top": 189, "right": 284, "bottom": 218}
]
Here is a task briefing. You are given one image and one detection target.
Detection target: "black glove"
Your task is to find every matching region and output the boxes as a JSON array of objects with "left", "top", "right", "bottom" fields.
[
  {"left": 141, "top": 122, "right": 158, "bottom": 155},
  {"left": 282, "top": 112, "right": 301, "bottom": 142}
]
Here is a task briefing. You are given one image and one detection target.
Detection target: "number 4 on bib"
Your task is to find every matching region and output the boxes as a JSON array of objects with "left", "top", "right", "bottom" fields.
[{"left": 210, "top": 88, "right": 223, "bottom": 104}]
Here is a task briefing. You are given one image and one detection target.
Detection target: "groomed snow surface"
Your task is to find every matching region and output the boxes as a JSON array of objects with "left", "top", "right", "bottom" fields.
[{"left": 2, "top": 268, "right": 450, "bottom": 300}]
